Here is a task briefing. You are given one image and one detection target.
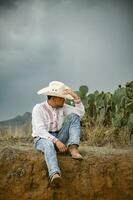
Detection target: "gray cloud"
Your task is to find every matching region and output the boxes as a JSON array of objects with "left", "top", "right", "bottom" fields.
[{"left": 0, "top": 0, "right": 133, "bottom": 120}]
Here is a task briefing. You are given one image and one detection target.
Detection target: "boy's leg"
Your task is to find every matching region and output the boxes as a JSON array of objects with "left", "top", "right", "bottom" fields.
[
  {"left": 34, "top": 137, "right": 61, "bottom": 178},
  {"left": 57, "top": 113, "right": 81, "bottom": 146},
  {"left": 57, "top": 113, "right": 83, "bottom": 159}
]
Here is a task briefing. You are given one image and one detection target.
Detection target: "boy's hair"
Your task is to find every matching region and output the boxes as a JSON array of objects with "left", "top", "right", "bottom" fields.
[{"left": 47, "top": 95, "right": 53, "bottom": 100}]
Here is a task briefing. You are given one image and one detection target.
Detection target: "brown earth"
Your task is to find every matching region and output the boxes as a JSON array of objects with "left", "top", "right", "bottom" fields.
[{"left": 0, "top": 141, "right": 133, "bottom": 200}]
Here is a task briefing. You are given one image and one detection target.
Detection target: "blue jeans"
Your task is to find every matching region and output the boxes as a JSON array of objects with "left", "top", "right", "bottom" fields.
[{"left": 34, "top": 113, "right": 81, "bottom": 178}]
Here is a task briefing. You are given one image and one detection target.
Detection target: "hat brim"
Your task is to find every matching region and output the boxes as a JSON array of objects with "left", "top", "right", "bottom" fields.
[{"left": 37, "top": 87, "right": 74, "bottom": 100}]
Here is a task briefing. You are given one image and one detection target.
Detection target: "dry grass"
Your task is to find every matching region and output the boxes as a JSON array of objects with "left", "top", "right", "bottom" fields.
[
  {"left": 0, "top": 122, "right": 32, "bottom": 140},
  {"left": 0, "top": 118, "right": 132, "bottom": 148},
  {"left": 81, "top": 123, "right": 132, "bottom": 148}
]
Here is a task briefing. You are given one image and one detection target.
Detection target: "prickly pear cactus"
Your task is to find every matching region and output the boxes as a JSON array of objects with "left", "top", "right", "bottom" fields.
[
  {"left": 76, "top": 85, "right": 89, "bottom": 110},
  {"left": 126, "top": 81, "right": 133, "bottom": 99},
  {"left": 128, "top": 113, "right": 133, "bottom": 130},
  {"left": 79, "top": 85, "right": 89, "bottom": 97},
  {"left": 76, "top": 81, "right": 133, "bottom": 134}
]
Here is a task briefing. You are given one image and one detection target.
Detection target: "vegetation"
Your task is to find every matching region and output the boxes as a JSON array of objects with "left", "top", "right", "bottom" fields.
[
  {"left": 0, "top": 81, "right": 133, "bottom": 147},
  {"left": 66, "top": 81, "right": 133, "bottom": 145}
]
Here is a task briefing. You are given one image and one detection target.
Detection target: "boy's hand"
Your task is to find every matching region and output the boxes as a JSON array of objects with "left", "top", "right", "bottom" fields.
[
  {"left": 63, "top": 88, "right": 80, "bottom": 100},
  {"left": 55, "top": 140, "right": 67, "bottom": 152}
]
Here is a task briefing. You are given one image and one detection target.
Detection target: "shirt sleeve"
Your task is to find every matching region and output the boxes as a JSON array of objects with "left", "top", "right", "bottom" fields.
[
  {"left": 32, "top": 105, "right": 58, "bottom": 143},
  {"left": 63, "top": 98, "right": 85, "bottom": 119}
]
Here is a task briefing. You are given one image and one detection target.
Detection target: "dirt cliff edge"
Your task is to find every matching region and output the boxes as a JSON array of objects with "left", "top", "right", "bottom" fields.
[{"left": 0, "top": 147, "right": 133, "bottom": 200}]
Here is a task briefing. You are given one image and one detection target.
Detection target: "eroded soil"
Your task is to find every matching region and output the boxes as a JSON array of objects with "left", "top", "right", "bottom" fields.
[{"left": 0, "top": 140, "right": 133, "bottom": 200}]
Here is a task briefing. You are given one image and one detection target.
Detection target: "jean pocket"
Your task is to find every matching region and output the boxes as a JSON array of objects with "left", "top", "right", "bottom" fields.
[{"left": 34, "top": 137, "right": 41, "bottom": 148}]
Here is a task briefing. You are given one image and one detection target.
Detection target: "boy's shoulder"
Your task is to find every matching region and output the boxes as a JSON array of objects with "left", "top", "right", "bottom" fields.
[{"left": 32, "top": 101, "right": 46, "bottom": 112}]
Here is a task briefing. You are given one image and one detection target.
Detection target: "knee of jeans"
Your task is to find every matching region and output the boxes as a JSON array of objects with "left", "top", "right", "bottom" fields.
[
  {"left": 67, "top": 113, "right": 80, "bottom": 120},
  {"left": 45, "top": 139, "right": 55, "bottom": 149},
  {"left": 36, "top": 139, "right": 54, "bottom": 152}
]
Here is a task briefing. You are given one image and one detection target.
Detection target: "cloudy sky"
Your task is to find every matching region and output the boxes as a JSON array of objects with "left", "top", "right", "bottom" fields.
[{"left": 0, "top": 0, "right": 133, "bottom": 121}]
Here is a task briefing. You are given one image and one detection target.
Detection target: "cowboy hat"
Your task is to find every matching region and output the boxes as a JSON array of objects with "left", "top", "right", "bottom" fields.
[{"left": 37, "top": 81, "right": 74, "bottom": 100}]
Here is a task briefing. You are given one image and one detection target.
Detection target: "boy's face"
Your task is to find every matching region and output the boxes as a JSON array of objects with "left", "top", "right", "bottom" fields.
[{"left": 53, "top": 96, "right": 65, "bottom": 108}]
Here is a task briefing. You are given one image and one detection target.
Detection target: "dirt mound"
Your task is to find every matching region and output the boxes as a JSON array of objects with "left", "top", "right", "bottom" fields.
[{"left": 0, "top": 146, "right": 133, "bottom": 200}]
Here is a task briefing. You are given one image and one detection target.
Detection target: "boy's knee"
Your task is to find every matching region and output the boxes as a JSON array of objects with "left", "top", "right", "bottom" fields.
[
  {"left": 45, "top": 139, "right": 55, "bottom": 148},
  {"left": 37, "top": 139, "right": 55, "bottom": 152},
  {"left": 67, "top": 113, "right": 80, "bottom": 120}
]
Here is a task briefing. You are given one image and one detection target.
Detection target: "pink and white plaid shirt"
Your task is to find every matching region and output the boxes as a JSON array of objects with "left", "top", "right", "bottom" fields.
[{"left": 32, "top": 99, "right": 85, "bottom": 143}]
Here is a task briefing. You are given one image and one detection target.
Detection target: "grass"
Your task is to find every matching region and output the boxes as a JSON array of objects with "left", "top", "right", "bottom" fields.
[
  {"left": 0, "top": 118, "right": 132, "bottom": 148},
  {"left": 81, "top": 117, "right": 132, "bottom": 148}
]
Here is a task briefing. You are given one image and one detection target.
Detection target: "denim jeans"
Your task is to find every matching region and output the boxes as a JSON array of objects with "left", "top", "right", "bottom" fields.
[{"left": 34, "top": 113, "right": 81, "bottom": 178}]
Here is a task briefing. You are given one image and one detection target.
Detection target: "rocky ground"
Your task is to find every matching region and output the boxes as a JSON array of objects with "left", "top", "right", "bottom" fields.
[{"left": 0, "top": 139, "right": 133, "bottom": 200}]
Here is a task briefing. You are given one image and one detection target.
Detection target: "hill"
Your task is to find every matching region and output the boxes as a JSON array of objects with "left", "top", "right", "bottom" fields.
[{"left": 0, "top": 112, "right": 32, "bottom": 138}]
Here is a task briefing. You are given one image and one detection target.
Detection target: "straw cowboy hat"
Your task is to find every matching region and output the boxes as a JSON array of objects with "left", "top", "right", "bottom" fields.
[{"left": 37, "top": 81, "right": 74, "bottom": 100}]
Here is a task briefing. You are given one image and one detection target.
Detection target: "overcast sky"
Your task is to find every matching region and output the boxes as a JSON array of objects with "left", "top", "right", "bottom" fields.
[{"left": 0, "top": 0, "right": 133, "bottom": 121}]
